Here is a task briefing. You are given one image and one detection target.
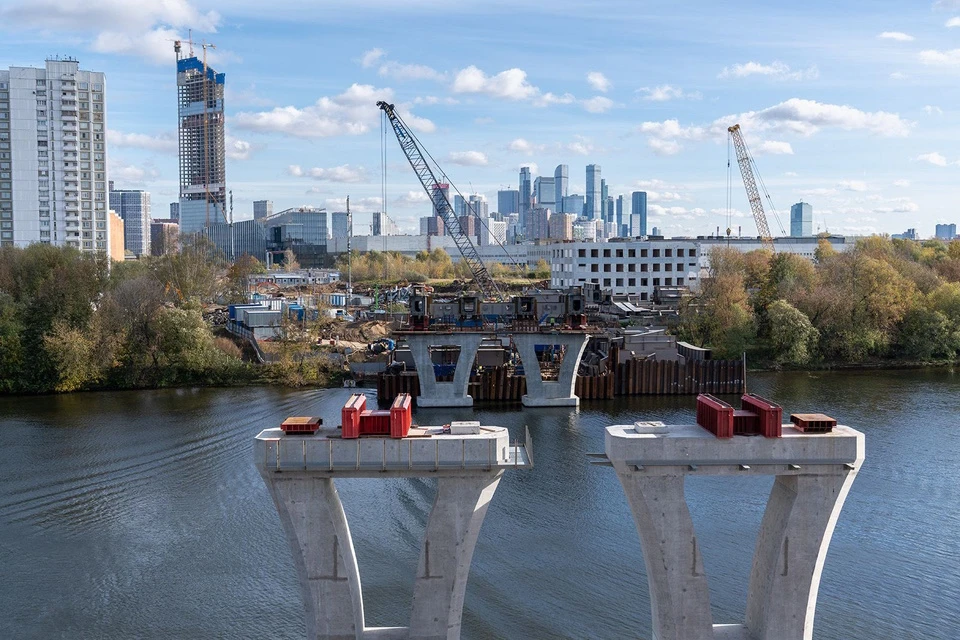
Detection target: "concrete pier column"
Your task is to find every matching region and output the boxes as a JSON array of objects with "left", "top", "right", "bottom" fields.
[
  {"left": 746, "top": 470, "right": 859, "bottom": 640},
  {"left": 409, "top": 472, "right": 504, "bottom": 640},
  {"left": 511, "top": 332, "right": 590, "bottom": 407},
  {"left": 262, "top": 476, "right": 364, "bottom": 640},
  {"left": 615, "top": 473, "right": 714, "bottom": 640},
  {"left": 404, "top": 333, "right": 484, "bottom": 407}
]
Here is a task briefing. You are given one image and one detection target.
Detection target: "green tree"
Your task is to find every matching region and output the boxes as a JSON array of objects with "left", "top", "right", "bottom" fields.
[{"left": 767, "top": 299, "right": 819, "bottom": 365}]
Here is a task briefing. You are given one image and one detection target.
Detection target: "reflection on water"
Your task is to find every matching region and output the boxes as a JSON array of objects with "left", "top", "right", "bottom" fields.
[{"left": 1, "top": 369, "right": 958, "bottom": 639}]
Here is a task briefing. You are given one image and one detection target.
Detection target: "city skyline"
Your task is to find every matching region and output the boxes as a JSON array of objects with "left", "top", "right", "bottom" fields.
[{"left": 1, "top": 1, "right": 959, "bottom": 237}]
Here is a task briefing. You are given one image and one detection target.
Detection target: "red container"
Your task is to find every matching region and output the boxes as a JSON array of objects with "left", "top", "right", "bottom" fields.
[
  {"left": 341, "top": 394, "right": 367, "bottom": 439},
  {"left": 741, "top": 393, "right": 783, "bottom": 438},
  {"left": 696, "top": 394, "right": 734, "bottom": 438},
  {"left": 390, "top": 393, "right": 412, "bottom": 439},
  {"left": 359, "top": 410, "right": 391, "bottom": 436},
  {"left": 281, "top": 416, "right": 322, "bottom": 434},
  {"left": 733, "top": 409, "right": 759, "bottom": 436}
]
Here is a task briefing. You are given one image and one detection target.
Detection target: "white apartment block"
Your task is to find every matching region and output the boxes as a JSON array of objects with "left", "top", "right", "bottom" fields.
[
  {"left": 549, "top": 239, "right": 701, "bottom": 301},
  {"left": 0, "top": 59, "right": 108, "bottom": 252}
]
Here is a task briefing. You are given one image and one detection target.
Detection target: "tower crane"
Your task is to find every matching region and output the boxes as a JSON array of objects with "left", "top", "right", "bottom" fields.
[
  {"left": 377, "top": 101, "right": 504, "bottom": 301},
  {"left": 727, "top": 124, "right": 784, "bottom": 251}
]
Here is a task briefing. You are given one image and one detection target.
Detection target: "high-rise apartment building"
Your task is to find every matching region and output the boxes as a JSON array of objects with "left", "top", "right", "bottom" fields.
[
  {"left": 790, "top": 202, "right": 812, "bottom": 237},
  {"left": 253, "top": 199, "right": 273, "bottom": 222},
  {"left": 631, "top": 191, "right": 648, "bottom": 237},
  {"left": 525, "top": 207, "right": 551, "bottom": 241},
  {"left": 151, "top": 220, "right": 179, "bottom": 256},
  {"left": 935, "top": 223, "right": 957, "bottom": 240},
  {"left": 175, "top": 47, "right": 226, "bottom": 234},
  {"left": 109, "top": 188, "right": 151, "bottom": 257},
  {"left": 0, "top": 58, "right": 109, "bottom": 252},
  {"left": 169, "top": 202, "right": 180, "bottom": 222},
  {"left": 519, "top": 167, "right": 532, "bottom": 226},
  {"left": 554, "top": 165, "right": 568, "bottom": 210},
  {"left": 372, "top": 211, "right": 399, "bottom": 236},
  {"left": 534, "top": 176, "right": 556, "bottom": 209},
  {"left": 586, "top": 165, "right": 601, "bottom": 219},
  {"left": 497, "top": 189, "right": 519, "bottom": 215}
]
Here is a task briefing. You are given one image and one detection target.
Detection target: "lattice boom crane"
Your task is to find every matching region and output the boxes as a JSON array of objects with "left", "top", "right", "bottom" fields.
[
  {"left": 728, "top": 124, "right": 775, "bottom": 250},
  {"left": 377, "top": 101, "right": 503, "bottom": 301}
]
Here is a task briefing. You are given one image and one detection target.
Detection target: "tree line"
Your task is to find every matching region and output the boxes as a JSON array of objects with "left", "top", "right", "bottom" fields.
[{"left": 677, "top": 236, "right": 960, "bottom": 365}]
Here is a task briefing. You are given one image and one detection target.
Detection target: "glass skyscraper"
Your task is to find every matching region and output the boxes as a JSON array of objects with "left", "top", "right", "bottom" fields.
[
  {"left": 631, "top": 191, "right": 647, "bottom": 237},
  {"left": 790, "top": 202, "right": 812, "bottom": 236},
  {"left": 586, "top": 164, "right": 601, "bottom": 219},
  {"left": 554, "top": 165, "right": 568, "bottom": 211},
  {"left": 519, "top": 167, "right": 532, "bottom": 226}
]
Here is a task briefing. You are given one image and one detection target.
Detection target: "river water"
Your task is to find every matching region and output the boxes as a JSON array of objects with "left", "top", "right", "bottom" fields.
[{"left": 1, "top": 370, "right": 958, "bottom": 639}]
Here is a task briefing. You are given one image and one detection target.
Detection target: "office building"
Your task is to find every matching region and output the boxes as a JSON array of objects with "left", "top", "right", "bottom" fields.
[
  {"left": 169, "top": 202, "right": 180, "bottom": 222},
  {"left": 631, "top": 192, "right": 648, "bottom": 237},
  {"left": 892, "top": 228, "right": 917, "bottom": 240},
  {"left": 586, "top": 164, "right": 601, "bottom": 219},
  {"left": 535, "top": 176, "right": 556, "bottom": 209},
  {"left": 563, "top": 194, "right": 585, "bottom": 217},
  {"left": 265, "top": 206, "right": 328, "bottom": 267},
  {"left": 935, "top": 223, "right": 956, "bottom": 240},
  {"left": 109, "top": 188, "right": 151, "bottom": 257},
  {"left": 0, "top": 58, "right": 109, "bottom": 251},
  {"left": 497, "top": 189, "right": 519, "bottom": 215},
  {"left": 790, "top": 202, "right": 813, "bottom": 237},
  {"left": 253, "top": 200, "right": 272, "bottom": 222},
  {"left": 151, "top": 220, "right": 179, "bottom": 256},
  {"left": 519, "top": 167, "right": 532, "bottom": 225},
  {"left": 453, "top": 194, "right": 466, "bottom": 217},
  {"left": 605, "top": 197, "right": 615, "bottom": 228},
  {"left": 601, "top": 178, "right": 609, "bottom": 221},
  {"left": 371, "top": 211, "right": 399, "bottom": 236},
  {"left": 466, "top": 194, "right": 487, "bottom": 219},
  {"left": 204, "top": 218, "right": 266, "bottom": 259},
  {"left": 175, "top": 48, "right": 226, "bottom": 234},
  {"left": 554, "top": 165, "right": 568, "bottom": 210},
  {"left": 616, "top": 195, "right": 627, "bottom": 237},
  {"left": 331, "top": 211, "right": 350, "bottom": 239}
]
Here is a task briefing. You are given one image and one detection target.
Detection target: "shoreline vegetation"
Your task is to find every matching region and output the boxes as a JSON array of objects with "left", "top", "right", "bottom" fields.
[{"left": 3, "top": 235, "right": 960, "bottom": 396}]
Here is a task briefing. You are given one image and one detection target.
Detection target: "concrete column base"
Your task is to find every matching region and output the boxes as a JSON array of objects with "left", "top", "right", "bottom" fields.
[
  {"left": 404, "top": 333, "right": 483, "bottom": 408},
  {"left": 521, "top": 394, "right": 580, "bottom": 407}
]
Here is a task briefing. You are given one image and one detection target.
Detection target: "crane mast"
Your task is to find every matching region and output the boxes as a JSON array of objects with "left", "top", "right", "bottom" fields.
[
  {"left": 377, "top": 101, "right": 503, "bottom": 301},
  {"left": 728, "top": 124, "right": 774, "bottom": 250}
]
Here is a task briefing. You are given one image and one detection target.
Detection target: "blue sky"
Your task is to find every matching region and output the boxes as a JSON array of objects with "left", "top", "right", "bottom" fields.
[{"left": 2, "top": 0, "right": 960, "bottom": 237}]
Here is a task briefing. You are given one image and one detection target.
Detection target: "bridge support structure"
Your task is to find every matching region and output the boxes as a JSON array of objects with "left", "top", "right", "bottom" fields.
[
  {"left": 511, "top": 332, "right": 590, "bottom": 407},
  {"left": 403, "top": 333, "right": 483, "bottom": 407}
]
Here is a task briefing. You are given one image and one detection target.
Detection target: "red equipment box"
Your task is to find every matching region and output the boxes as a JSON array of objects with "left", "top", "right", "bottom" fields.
[
  {"left": 342, "top": 394, "right": 367, "bottom": 438},
  {"left": 733, "top": 409, "right": 759, "bottom": 436},
  {"left": 696, "top": 394, "right": 734, "bottom": 438},
  {"left": 790, "top": 413, "right": 836, "bottom": 433},
  {"left": 390, "top": 393, "right": 412, "bottom": 439},
  {"left": 281, "top": 416, "right": 322, "bottom": 434},
  {"left": 742, "top": 393, "right": 783, "bottom": 438},
  {"left": 359, "top": 410, "right": 391, "bottom": 436}
]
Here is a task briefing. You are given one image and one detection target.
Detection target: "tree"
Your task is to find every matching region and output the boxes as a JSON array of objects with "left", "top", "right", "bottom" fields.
[
  {"left": 281, "top": 248, "right": 300, "bottom": 272},
  {"left": 150, "top": 235, "right": 222, "bottom": 304},
  {"left": 767, "top": 299, "right": 819, "bottom": 365}
]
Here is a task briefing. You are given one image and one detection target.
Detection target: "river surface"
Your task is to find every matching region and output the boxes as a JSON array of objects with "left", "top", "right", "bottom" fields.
[{"left": 1, "top": 370, "right": 958, "bottom": 639}]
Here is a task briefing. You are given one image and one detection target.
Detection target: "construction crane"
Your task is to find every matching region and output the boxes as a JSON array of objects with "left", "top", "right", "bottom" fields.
[
  {"left": 727, "top": 124, "right": 783, "bottom": 251},
  {"left": 377, "top": 101, "right": 504, "bottom": 301}
]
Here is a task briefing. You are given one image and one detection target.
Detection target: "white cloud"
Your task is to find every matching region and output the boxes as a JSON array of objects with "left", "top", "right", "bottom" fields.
[
  {"left": 287, "top": 164, "right": 367, "bottom": 182},
  {"left": 893, "top": 179, "right": 911, "bottom": 187},
  {"left": 108, "top": 159, "right": 159, "bottom": 184},
  {"left": 838, "top": 180, "right": 868, "bottom": 192},
  {"left": 754, "top": 140, "right": 794, "bottom": 155},
  {"left": 718, "top": 61, "right": 819, "bottom": 81},
  {"left": 647, "top": 139, "right": 683, "bottom": 155},
  {"left": 107, "top": 129, "right": 177, "bottom": 152},
  {"left": 446, "top": 150, "right": 488, "bottom": 166},
  {"left": 638, "top": 85, "right": 702, "bottom": 101},
  {"left": 648, "top": 204, "right": 707, "bottom": 220},
  {"left": 586, "top": 71, "right": 611, "bottom": 92},
  {"left": 647, "top": 190, "right": 685, "bottom": 202},
  {"left": 360, "top": 48, "right": 385, "bottom": 68},
  {"left": 395, "top": 190, "right": 430, "bottom": 206},
  {"left": 919, "top": 48, "right": 960, "bottom": 65},
  {"left": 917, "top": 152, "right": 949, "bottom": 166},
  {"left": 890, "top": 71, "right": 908, "bottom": 80},
  {"left": 947, "top": 17, "right": 960, "bottom": 27},
  {"left": 878, "top": 31, "right": 915, "bottom": 41},
  {"left": 801, "top": 188, "right": 839, "bottom": 197},
  {"left": 935, "top": 1, "right": 960, "bottom": 9},
  {"left": 784, "top": 171, "right": 799, "bottom": 177},
  {"left": 874, "top": 199, "right": 919, "bottom": 214},
  {"left": 520, "top": 162, "right": 539, "bottom": 176},
  {"left": 234, "top": 84, "right": 434, "bottom": 138},
  {"left": 565, "top": 137, "right": 596, "bottom": 155},
  {"left": 225, "top": 136, "right": 253, "bottom": 161},
  {"left": 508, "top": 138, "right": 541, "bottom": 154},
  {"left": 581, "top": 96, "right": 614, "bottom": 113},
  {"left": 378, "top": 61, "right": 445, "bottom": 82},
  {"left": 924, "top": 105, "right": 944, "bottom": 115},
  {"left": 452, "top": 66, "right": 538, "bottom": 100},
  {"left": 324, "top": 197, "right": 382, "bottom": 212}
]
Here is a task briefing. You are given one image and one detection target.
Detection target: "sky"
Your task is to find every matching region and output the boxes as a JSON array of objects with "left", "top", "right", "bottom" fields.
[{"left": 2, "top": 0, "right": 960, "bottom": 238}]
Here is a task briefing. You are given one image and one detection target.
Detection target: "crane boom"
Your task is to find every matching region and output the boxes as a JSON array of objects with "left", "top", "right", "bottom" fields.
[
  {"left": 728, "top": 124, "right": 774, "bottom": 250},
  {"left": 377, "top": 101, "right": 503, "bottom": 300}
]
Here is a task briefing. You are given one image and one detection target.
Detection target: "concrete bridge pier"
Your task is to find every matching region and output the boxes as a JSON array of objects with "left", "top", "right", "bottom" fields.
[
  {"left": 404, "top": 333, "right": 483, "bottom": 407},
  {"left": 511, "top": 332, "right": 590, "bottom": 407}
]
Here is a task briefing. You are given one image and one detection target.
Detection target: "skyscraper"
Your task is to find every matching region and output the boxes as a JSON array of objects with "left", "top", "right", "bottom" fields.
[
  {"left": 519, "top": 167, "right": 532, "bottom": 226},
  {"left": 790, "top": 202, "right": 812, "bottom": 237},
  {"left": 453, "top": 194, "right": 466, "bottom": 217},
  {"left": 109, "top": 188, "right": 151, "bottom": 257},
  {"left": 586, "top": 165, "right": 601, "bottom": 219},
  {"left": 601, "top": 178, "right": 609, "bottom": 221},
  {"left": 534, "top": 176, "right": 556, "bottom": 209},
  {"left": 631, "top": 191, "right": 647, "bottom": 237},
  {"left": 253, "top": 200, "right": 273, "bottom": 221},
  {"left": 431, "top": 183, "right": 450, "bottom": 217},
  {"left": 497, "top": 189, "right": 519, "bottom": 215},
  {"left": 554, "top": 165, "right": 568, "bottom": 210},
  {"left": 175, "top": 44, "right": 227, "bottom": 234},
  {"left": 935, "top": 223, "right": 957, "bottom": 240},
  {"left": 563, "top": 195, "right": 585, "bottom": 217},
  {"left": 616, "top": 195, "right": 626, "bottom": 237},
  {"left": 467, "top": 193, "right": 487, "bottom": 218},
  {"left": 169, "top": 202, "right": 180, "bottom": 222},
  {"left": 0, "top": 58, "right": 109, "bottom": 252}
]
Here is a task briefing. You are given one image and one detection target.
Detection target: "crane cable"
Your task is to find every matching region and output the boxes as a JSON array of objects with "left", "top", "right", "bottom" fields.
[{"left": 726, "top": 134, "right": 732, "bottom": 238}]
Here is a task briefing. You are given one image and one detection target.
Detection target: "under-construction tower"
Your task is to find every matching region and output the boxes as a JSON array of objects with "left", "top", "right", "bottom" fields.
[{"left": 174, "top": 39, "right": 227, "bottom": 234}]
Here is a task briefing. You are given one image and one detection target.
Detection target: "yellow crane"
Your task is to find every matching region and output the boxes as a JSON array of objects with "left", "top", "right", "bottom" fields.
[{"left": 727, "top": 124, "right": 784, "bottom": 251}]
